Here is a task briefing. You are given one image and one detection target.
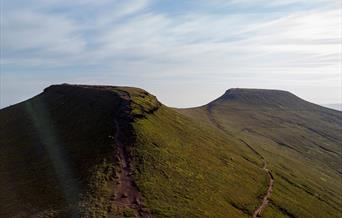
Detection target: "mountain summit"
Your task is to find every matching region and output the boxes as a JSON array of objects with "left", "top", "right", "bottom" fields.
[
  {"left": 1, "top": 84, "right": 341, "bottom": 218},
  {"left": 214, "top": 88, "right": 320, "bottom": 110}
]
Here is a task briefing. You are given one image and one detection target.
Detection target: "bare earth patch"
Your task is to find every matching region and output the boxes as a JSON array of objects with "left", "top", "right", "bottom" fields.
[{"left": 113, "top": 121, "right": 150, "bottom": 218}]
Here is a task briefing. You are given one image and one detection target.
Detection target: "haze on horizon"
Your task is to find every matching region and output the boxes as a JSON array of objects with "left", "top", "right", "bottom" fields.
[{"left": 1, "top": 0, "right": 341, "bottom": 108}]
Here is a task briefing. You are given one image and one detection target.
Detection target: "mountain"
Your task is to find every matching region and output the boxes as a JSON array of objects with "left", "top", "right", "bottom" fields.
[
  {"left": 323, "top": 104, "right": 342, "bottom": 111},
  {"left": 179, "top": 88, "right": 342, "bottom": 217},
  {"left": 0, "top": 85, "right": 341, "bottom": 218}
]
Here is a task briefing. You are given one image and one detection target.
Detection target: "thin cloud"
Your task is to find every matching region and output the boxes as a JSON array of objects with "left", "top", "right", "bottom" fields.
[{"left": 1, "top": 0, "right": 341, "bottom": 107}]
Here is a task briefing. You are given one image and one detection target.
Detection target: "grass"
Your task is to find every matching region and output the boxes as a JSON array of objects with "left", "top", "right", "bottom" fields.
[
  {"left": 178, "top": 88, "right": 342, "bottom": 217},
  {"left": 123, "top": 208, "right": 136, "bottom": 217},
  {"left": 131, "top": 105, "right": 266, "bottom": 217},
  {"left": 1, "top": 85, "right": 341, "bottom": 217}
]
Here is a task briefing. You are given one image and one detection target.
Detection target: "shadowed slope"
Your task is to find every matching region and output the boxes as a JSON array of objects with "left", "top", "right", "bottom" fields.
[{"left": 0, "top": 84, "right": 152, "bottom": 217}]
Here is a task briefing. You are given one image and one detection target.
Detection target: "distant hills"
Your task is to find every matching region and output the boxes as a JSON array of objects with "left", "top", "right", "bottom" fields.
[
  {"left": 323, "top": 104, "right": 342, "bottom": 111},
  {"left": 0, "top": 84, "right": 341, "bottom": 218}
]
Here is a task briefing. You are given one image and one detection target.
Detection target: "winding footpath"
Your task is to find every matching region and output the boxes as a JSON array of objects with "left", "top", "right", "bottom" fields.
[
  {"left": 252, "top": 162, "right": 274, "bottom": 218},
  {"left": 113, "top": 120, "right": 150, "bottom": 218},
  {"left": 239, "top": 139, "right": 274, "bottom": 217},
  {"left": 207, "top": 105, "right": 274, "bottom": 217}
]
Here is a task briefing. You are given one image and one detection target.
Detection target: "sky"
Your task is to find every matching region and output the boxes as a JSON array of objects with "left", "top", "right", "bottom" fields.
[{"left": 1, "top": 0, "right": 341, "bottom": 108}]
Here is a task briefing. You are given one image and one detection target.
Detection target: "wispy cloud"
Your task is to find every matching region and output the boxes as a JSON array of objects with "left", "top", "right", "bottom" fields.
[
  {"left": 1, "top": 0, "right": 341, "bottom": 107},
  {"left": 3, "top": 10, "right": 85, "bottom": 55}
]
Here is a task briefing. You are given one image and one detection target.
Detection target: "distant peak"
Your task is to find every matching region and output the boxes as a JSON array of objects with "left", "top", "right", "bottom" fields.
[
  {"left": 213, "top": 88, "right": 312, "bottom": 109},
  {"left": 224, "top": 88, "right": 291, "bottom": 96},
  {"left": 222, "top": 88, "right": 294, "bottom": 99}
]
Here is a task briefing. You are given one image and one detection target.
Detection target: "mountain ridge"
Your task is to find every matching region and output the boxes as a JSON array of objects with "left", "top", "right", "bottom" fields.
[{"left": 1, "top": 84, "right": 341, "bottom": 218}]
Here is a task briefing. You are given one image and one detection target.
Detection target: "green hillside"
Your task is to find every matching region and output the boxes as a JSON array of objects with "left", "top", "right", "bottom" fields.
[
  {"left": 1, "top": 85, "right": 341, "bottom": 218},
  {"left": 0, "top": 85, "right": 265, "bottom": 217},
  {"left": 178, "top": 88, "right": 342, "bottom": 218}
]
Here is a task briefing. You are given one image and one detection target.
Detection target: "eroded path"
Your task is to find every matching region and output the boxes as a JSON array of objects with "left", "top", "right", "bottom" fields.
[
  {"left": 207, "top": 106, "right": 274, "bottom": 217},
  {"left": 113, "top": 120, "right": 149, "bottom": 218},
  {"left": 252, "top": 162, "right": 274, "bottom": 218},
  {"left": 237, "top": 140, "right": 275, "bottom": 218}
]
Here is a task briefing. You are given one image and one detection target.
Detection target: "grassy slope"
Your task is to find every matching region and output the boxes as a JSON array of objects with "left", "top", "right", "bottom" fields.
[
  {"left": 123, "top": 88, "right": 269, "bottom": 217},
  {"left": 178, "top": 88, "right": 342, "bottom": 218},
  {"left": 2, "top": 85, "right": 341, "bottom": 218},
  {"left": 0, "top": 85, "right": 269, "bottom": 218},
  {"left": 132, "top": 106, "right": 269, "bottom": 217}
]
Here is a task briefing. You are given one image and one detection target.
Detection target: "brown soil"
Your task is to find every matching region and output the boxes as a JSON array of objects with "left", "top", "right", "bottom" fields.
[
  {"left": 113, "top": 121, "right": 150, "bottom": 218},
  {"left": 252, "top": 162, "right": 274, "bottom": 218}
]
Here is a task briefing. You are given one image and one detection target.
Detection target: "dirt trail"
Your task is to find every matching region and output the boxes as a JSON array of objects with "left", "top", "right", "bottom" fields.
[
  {"left": 207, "top": 106, "right": 274, "bottom": 217},
  {"left": 113, "top": 120, "right": 149, "bottom": 218},
  {"left": 238, "top": 140, "right": 274, "bottom": 218},
  {"left": 238, "top": 140, "right": 275, "bottom": 218},
  {"left": 252, "top": 162, "right": 274, "bottom": 218}
]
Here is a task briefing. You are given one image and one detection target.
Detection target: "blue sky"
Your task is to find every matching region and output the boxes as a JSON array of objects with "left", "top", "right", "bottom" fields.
[{"left": 1, "top": 0, "right": 341, "bottom": 108}]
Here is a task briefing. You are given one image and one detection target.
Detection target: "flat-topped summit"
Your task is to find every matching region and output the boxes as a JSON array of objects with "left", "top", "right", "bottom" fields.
[
  {"left": 213, "top": 88, "right": 315, "bottom": 109},
  {"left": 44, "top": 84, "right": 149, "bottom": 96},
  {"left": 43, "top": 84, "right": 161, "bottom": 118},
  {"left": 224, "top": 88, "right": 291, "bottom": 96}
]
